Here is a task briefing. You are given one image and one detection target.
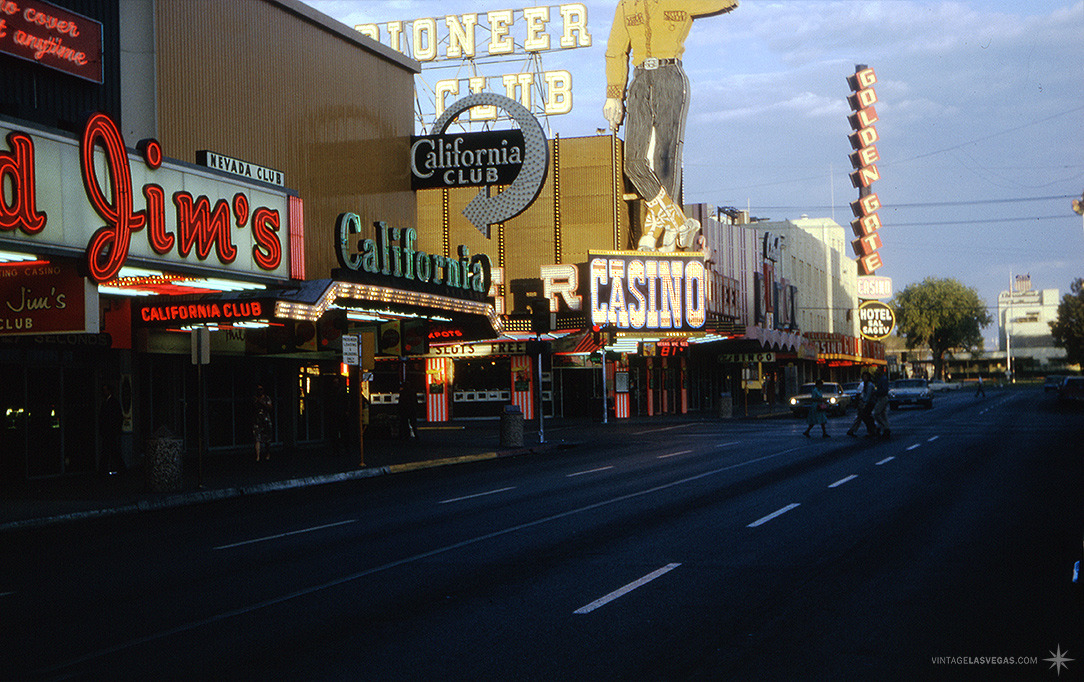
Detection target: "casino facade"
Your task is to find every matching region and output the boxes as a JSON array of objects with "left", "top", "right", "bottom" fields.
[{"left": 1, "top": 0, "right": 882, "bottom": 481}]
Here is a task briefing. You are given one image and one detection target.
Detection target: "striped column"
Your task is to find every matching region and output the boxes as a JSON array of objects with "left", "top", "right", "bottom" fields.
[
  {"left": 511, "top": 355, "right": 534, "bottom": 420},
  {"left": 426, "top": 358, "right": 449, "bottom": 422}
]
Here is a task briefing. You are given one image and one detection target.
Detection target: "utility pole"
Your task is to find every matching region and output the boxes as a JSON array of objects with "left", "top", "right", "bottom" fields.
[
  {"left": 1073, "top": 191, "right": 1084, "bottom": 240},
  {"left": 1006, "top": 271, "right": 1013, "bottom": 385}
]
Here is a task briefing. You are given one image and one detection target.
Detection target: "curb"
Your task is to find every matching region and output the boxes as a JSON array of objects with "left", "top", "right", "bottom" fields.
[{"left": 0, "top": 442, "right": 569, "bottom": 534}]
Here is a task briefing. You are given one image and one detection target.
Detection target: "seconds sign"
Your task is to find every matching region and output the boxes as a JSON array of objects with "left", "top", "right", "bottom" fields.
[{"left": 858, "top": 300, "right": 895, "bottom": 340}]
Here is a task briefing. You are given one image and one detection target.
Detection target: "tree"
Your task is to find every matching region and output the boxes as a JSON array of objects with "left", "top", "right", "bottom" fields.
[
  {"left": 892, "top": 277, "right": 992, "bottom": 380},
  {"left": 1050, "top": 278, "right": 1084, "bottom": 367}
]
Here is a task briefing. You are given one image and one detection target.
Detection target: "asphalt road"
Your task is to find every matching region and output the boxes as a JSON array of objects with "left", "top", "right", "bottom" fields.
[{"left": 2, "top": 389, "right": 1081, "bottom": 681}]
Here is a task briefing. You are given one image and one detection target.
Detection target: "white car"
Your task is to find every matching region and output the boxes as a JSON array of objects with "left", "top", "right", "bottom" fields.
[
  {"left": 889, "top": 378, "right": 933, "bottom": 410},
  {"left": 927, "top": 379, "right": 961, "bottom": 392}
]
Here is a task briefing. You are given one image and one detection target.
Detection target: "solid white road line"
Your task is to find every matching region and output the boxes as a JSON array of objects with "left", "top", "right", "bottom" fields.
[
  {"left": 657, "top": 450, "right": 692, "bottom": 459},
  {"left": 439, "top": 486, "right": 517, "bottom": 504},
  {"left": 828, "top": 474, "right": 858, "bottom": 489},
  {"left": 574, "top": 563, "right": 682, "bottom": 614},
  {"left": 748, "top": 503, "right": 801, "bottom": 528},
  {"left": 214, "top": 520, "right": 357, "bottom": 551},
  {"left": 876, "top": 456, "right": 895, "bottom": 466},
  {"left": 906, "top": 444, "right": 921, "bottom": 451},
  {"left": 567, "top": 466, "right": 616, "bottom": 477}
]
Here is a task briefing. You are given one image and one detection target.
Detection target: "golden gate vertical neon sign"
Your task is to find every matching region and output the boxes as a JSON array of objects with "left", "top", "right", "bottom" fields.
[{"left": 847, "top": 65, "right": 884, "bottom": 276}]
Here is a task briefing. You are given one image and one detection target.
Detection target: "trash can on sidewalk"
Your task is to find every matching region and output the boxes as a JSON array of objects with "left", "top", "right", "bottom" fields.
[
  {"left": 145, "top": 426, "right": 183, "bottom": 492},
  {"left": 718, "top": 392, "right": 733, "bottom": 419},
  {"left": 499, "top": 404, "right": 524, "bottom": 448}
]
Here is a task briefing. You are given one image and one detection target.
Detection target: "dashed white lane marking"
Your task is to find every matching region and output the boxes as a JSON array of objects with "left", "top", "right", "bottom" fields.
[
  {"left": 214, "top": 520, "right": 356, "bottom": 551},
  {"left": 658, "top": 450, "right": 693, "bottom": 459},
  {"left": 632, "top": 424, "right": 691, "bottom": 435},
  {"left": 574, "top": 563, "right": 682, "bottom": 614},
  {"left": 748, "top": 503, "right": 801, "bottom": 528},
  {"left": 567, "top": 466, "right": 616, "bottom": 477},
  {"left": 0, "top": 591, "right": 14, "bottom": 598},
  {"left": 927, "top": 436, "right": 940, "bottom": 442},
  {"left": 438, "top": 486, "right": 517, "bottom": 505},
  {"left": 828, "top": 474, "right": 858, "bottom": 488},
  {"left": 906, "top": 444, "right": 921, "bottom": 451},
  {"left": 876, "top": 456, "right": 895, "bottom": 466},
  {"left": 717, "top": 441, "right": 741, "bottom": 448}
]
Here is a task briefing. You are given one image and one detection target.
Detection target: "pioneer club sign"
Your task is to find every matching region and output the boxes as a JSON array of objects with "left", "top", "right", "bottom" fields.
[
  {"left": 847, "top": 65, "right": 885, "bottom": 276},
  {"left": 0, "top": 112, "right": 293, "bottom": 283}
]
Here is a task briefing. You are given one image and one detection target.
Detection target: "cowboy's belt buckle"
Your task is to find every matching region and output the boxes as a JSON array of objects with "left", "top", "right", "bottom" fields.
[{"left": 642, "top": 57, "right": 659, "bottom": 70}]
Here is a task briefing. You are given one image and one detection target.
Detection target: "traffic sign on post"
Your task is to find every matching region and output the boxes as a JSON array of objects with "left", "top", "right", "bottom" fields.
[
  {"left": 191, "top": 327, "right": 210, "bottom": 365},
  {"left": 342, "top": 334, "right": 359, "bottom": 366}
]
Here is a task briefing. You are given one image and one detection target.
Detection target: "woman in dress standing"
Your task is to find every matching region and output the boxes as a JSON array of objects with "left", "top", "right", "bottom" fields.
[
  {"left": 253, "top": 384, "right": 273, "bottom": 461},
  {"left": 803, "top": 378, "right": 830, "bottom": 438}
]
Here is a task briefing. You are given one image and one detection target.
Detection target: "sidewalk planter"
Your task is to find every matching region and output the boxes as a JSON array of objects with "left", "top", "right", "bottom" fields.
[
  {"left": 145, "top": 427, "right": 183, "bottom": 493},
  {"left": 499, "top": 405, "right": 524, "bottom": 448}
]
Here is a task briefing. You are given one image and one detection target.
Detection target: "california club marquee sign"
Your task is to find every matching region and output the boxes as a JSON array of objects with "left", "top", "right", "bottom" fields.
[
  {"left": 424, "top": 93, "right": 549, "bottom": 237},
  {"left": 0, "top": 113, "right": 294, "bottom": 283}
]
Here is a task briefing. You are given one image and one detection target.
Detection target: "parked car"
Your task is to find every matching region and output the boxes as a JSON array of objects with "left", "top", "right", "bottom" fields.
[
  {"left": 789, "top": 382, "right": 850, "bottom": 416},
  {"left": 1058, "top": 376, "right": 1084, "bottom": 404},
  {"left": 888, "top": 378, "right": 933, "bottom": 410},
  {"left": 928, "top": 379, "right": 961, "bottom": 392},
  {"left": 1044, "top": 375, "right": 1066, "bottom": 393}
]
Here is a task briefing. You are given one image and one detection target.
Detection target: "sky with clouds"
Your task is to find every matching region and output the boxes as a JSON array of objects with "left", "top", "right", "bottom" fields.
[{"left": 302, "top": 0, "right": 1083, "bottom": 347}]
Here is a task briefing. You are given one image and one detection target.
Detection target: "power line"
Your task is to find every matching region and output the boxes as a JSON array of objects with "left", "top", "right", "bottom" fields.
[{"left": 748, "top": 194, "right": 1073, "bottom": 212}]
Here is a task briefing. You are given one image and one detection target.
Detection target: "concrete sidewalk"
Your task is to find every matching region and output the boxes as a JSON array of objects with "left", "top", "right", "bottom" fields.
[{"left": 0, "top": 405, "right": 792, "bottom": 533}]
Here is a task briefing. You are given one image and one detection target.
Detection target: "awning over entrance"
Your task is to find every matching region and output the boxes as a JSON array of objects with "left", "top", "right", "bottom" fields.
[
  {"left": 131, "top": 278, "right": 502, "bottom": 339},
  {"left": 269, "top": 280, "right": 503, "bottom": 335},
  {"left": 744, "top": 325, "right": 819, "bottom": 359}
]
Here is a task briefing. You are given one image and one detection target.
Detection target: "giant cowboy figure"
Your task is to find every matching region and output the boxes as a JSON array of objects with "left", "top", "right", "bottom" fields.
[{"left": 604, "top": 0, "right": 738, "bottom": 252}]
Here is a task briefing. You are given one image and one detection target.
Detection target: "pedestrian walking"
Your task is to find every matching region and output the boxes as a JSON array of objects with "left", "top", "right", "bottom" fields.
[
  {"left": 253, "top": 384, "right": 273, "bottom": 461},
  {"left": 975, "top": 374, "right": 986, "bottom": 398},
  {"left": 871, "top": 366, "right": 891, "bottom": 439},
  {"left": 99, "top": 383, "right": 124, "bottom": 475},
  {"left": 803, "top": 378, "right": 830, "bottom": 438},
  {"left": 846, "top": 371, "right": 877, "bottom": 437}
]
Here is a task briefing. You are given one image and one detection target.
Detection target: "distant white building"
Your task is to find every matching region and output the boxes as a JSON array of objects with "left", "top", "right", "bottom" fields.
[{"left": 998, "top": 282, "right": 1067, "bottom": 369}]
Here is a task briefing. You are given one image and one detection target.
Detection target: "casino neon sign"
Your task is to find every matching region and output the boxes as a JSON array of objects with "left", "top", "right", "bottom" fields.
[{"left": 588, "top": 252, "right": 706, "bottom": 332}]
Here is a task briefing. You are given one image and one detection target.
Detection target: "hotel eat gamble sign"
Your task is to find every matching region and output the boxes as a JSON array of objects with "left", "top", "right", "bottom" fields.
[{"left": 0, "top": 113, "right": 293, "bottom": 282}]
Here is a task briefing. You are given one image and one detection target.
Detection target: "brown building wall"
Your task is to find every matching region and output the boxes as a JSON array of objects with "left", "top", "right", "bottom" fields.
[
  {"left": 417, "top": 135, "right": 630, "bottom": 313},
  {"left": 153, "top": 0, "right": 418, "bottom": 280}
]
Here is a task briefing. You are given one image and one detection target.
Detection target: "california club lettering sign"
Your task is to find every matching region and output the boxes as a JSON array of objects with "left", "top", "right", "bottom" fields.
[
  {"left": 335, "top": 214, "right": 492, "bottom": 302},
  {"left": 0, "top": 0, "right": 103, "bottom": 83},
  {"left": 0, "top": 113, "right": 293, "bottom": 282},
  {"left": 411, "top": 129, "right": 525, "bottom": 190}
]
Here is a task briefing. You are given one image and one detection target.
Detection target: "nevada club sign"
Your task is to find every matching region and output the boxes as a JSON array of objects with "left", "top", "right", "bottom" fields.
[{"left": 0, "top": 113, "right": 294, "bottom": 283}]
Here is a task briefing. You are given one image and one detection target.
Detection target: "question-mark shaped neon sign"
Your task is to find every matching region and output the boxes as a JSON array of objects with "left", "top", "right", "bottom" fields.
[{"left": 431, "top": 93, "right": 549, "bottom": 238}]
